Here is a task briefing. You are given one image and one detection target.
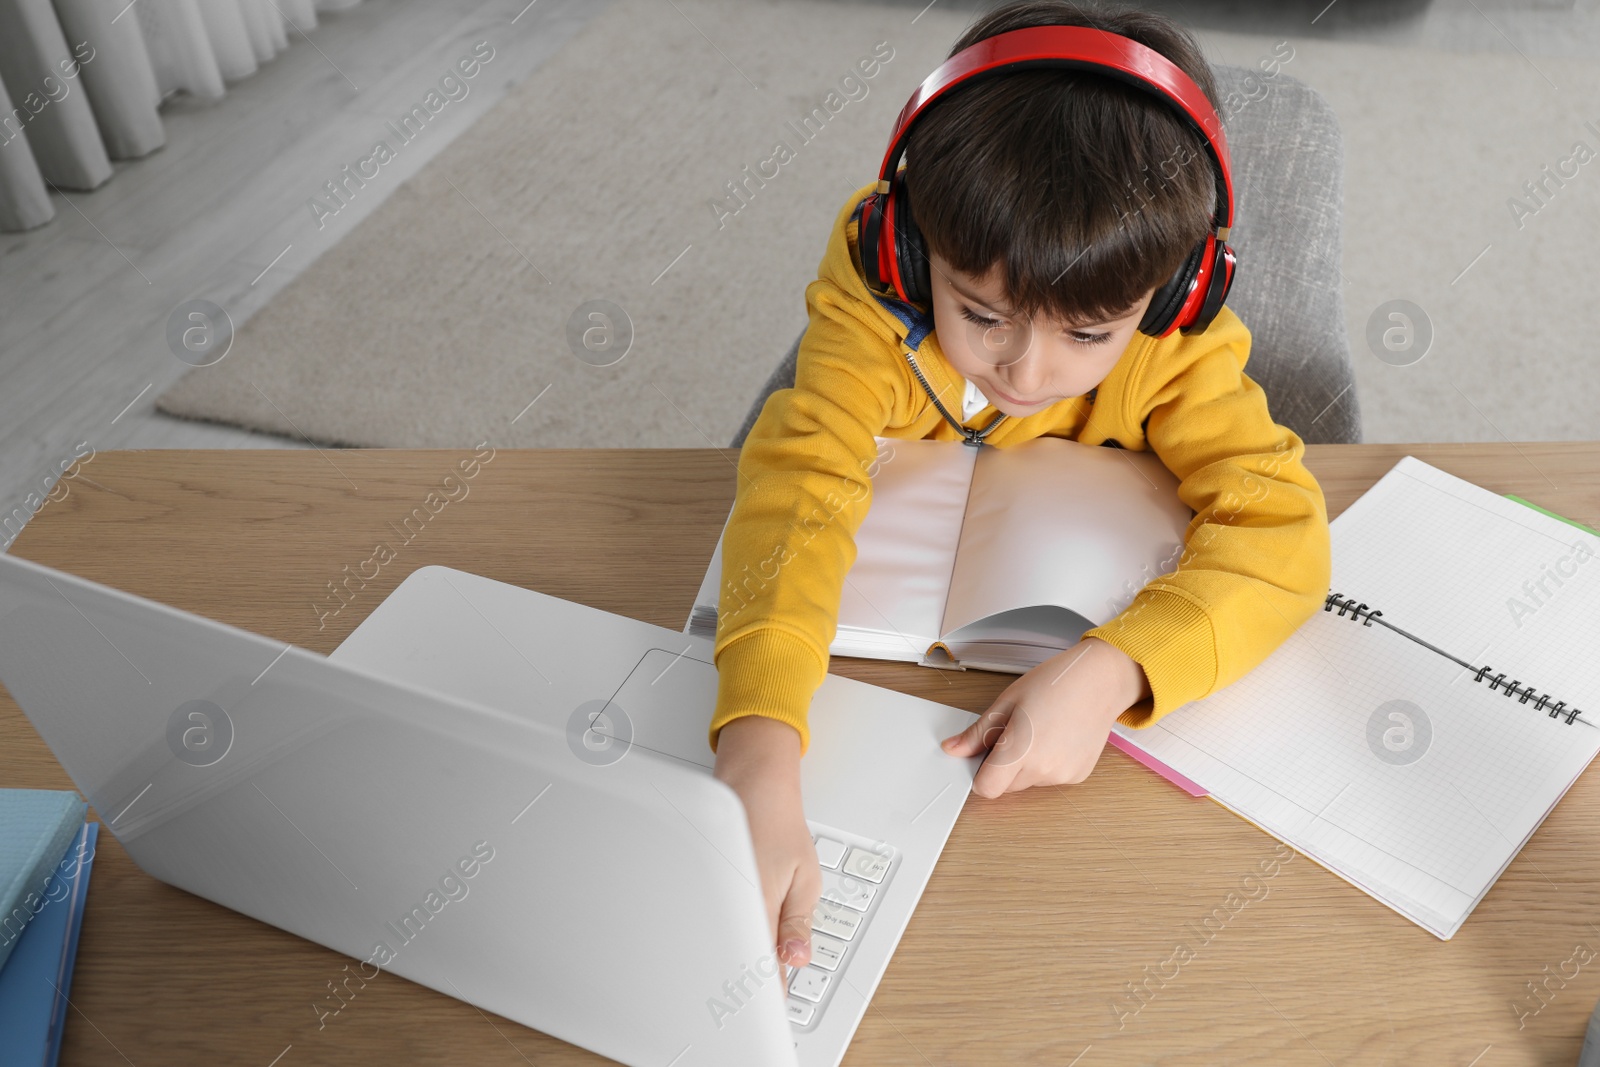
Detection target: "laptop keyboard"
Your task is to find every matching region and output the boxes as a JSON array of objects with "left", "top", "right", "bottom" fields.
[{"left": 785, "top": 822, "right": 898, "bottom": 1032}]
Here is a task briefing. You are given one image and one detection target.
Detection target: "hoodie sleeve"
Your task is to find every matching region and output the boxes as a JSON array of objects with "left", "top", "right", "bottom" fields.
[
  {"left": 708, "top": 275, "right": 912, "bottom": 756},
  {"left": 1082, "top": 306, "right": 1333, "bottom": 729}
]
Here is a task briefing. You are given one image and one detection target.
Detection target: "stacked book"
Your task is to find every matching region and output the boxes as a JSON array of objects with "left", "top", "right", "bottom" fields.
[{"left": 0, "top": 789, "right": 100, "bottom": 1067}]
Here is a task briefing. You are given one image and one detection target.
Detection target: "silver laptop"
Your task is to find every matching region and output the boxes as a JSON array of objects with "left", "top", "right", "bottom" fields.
[{"left": 0, "top": 554, "right": 979, "bottom": 1066}]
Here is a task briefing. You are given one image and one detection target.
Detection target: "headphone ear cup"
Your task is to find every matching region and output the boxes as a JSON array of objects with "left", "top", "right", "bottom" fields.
[
  {"left": 1181, "top": 241, "right": 1236, "bottom": 335},
  {"left": 859, "top": 193, "right": 887, "bottom": 294},
  {"left": 893, "top": 183, "right": 932, "bottom": 306},
  {"left": 1138, "top": 236, "right": 1208, "bottom": 337}
]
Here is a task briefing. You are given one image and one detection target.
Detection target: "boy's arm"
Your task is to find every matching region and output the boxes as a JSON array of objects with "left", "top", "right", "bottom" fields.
[
  {"left": 1083, "top": 306, "right": 1333, "bottom": 728},
  {"left": 709, "top": 276, "right": 910, "bottom": 756}
]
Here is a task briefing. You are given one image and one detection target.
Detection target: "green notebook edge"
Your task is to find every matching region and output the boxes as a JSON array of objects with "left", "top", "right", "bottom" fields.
[{"left": 1506, "top": 494, "right": 1600, "bottom": 538}]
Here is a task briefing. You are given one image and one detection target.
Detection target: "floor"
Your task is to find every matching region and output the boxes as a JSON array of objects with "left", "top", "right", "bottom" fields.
[
  {"left": 1, "top": 0, "right": 1595, "bottom": 548},
  {"left": 0, "top": 0, "right": 611, "bottom": 549}
]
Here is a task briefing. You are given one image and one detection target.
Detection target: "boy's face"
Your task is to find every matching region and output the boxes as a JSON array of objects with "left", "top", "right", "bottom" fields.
[{"left": 926, "top": 249, "right": 1156, "bottom": 417}]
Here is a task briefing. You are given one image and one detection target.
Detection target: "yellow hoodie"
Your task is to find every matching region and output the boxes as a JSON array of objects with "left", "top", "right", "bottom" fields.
[{"left": 709, "top": 180, "right": 1332, "bottom": 755}]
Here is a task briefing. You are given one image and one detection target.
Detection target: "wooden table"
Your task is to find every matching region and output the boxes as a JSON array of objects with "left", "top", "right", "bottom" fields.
[{"left": 5, "top": 443, "right": 1599, "bottom": 1067}]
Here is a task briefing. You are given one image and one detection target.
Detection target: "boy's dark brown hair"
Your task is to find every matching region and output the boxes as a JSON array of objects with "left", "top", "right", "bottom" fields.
[{"left": 903, "top": 0, "right": 1221, "bottom": 329}]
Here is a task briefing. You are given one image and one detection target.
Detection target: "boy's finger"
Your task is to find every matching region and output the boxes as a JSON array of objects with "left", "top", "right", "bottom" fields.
[
  {"left": 942, "top": 702, "right": 1011, "bottom": 755},
  {"left": 982, "top": 706, "right": 1035, "bottom": 769},
  {"left": 763, "top": 885, "right": 782, "bottom": 949},
  {"left": 971, "top": 719, "right": 1029, "bottom": 798},
  {"left": 777, "top": 890, "right": 817, "bottom": 968},
  {"left": 756, "top": 859, "right": 788, "bottom": 946}
]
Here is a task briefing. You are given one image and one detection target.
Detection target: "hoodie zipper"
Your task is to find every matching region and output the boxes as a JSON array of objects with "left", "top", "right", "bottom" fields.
[{"left": 903, "top": 348, "right": 1008, "bottom": 448}]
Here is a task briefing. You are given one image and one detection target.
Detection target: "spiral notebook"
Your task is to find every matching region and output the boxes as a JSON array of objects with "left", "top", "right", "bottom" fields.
[{"left": 1110, "top": 455, "right": 1600, "bottom": 939}]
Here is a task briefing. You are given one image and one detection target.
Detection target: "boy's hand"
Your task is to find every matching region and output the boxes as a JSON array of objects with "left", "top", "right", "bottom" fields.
[
  {"left": 940, "top": 637, "right": 1150, "bottom": 798},
  {"left": 712, "top": 715, "right": 820, "bottom": 971}
]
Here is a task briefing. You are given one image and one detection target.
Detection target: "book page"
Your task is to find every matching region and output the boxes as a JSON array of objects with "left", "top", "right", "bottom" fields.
[
  {"left": 831, "top": 438, "right": 978, "bottom": 659},
  {"left": 934, "top": 605, "right": 1097, "bottom": 673},
  {"left": 938, "top": 438, "right": 1191, "bottom": 638},
  {"left": 1112, "top": 457, "right": 1600, "bottom": 938}
]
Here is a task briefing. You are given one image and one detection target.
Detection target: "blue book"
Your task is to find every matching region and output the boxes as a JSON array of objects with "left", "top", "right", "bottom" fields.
[
  {"left": 0, "top": 821, "right": 98, "bottom": 1067},
  {"left": 0, "top": 790, "right": 87, "bottom": 974}
]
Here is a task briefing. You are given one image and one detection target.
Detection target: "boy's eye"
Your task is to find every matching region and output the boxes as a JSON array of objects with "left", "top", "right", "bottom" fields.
[
  {"left": 958, "top": 305, "right": 1005, "bottom": 329},
  {"left": 958, "top": 304, "right": 1112, "bottom": 346}
]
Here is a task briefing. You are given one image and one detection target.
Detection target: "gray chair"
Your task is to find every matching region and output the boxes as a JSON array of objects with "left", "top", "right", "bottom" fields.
[{"left": 732, "top": 65, "right": 1362, "bottom": 449}]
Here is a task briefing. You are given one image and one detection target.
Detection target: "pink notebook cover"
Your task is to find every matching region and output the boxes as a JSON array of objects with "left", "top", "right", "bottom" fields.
[{"left": 1105, "top": 733, "right": 1207, "bottom": 797}]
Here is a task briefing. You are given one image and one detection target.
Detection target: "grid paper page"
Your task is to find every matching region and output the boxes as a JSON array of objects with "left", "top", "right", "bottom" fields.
[{"left": 1112, "top": 456, "right": 1600, "bottom": 938}]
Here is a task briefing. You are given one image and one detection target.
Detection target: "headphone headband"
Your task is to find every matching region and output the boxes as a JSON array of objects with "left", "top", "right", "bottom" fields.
[
  {"left": 876, "top": 25, "right": 1233, "bottom": 232},
  {"left": 860, "top": 23, "right": 1239, "bottom": 337}
]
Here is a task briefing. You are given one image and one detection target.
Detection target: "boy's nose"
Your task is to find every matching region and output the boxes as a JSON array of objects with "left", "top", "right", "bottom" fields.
[{"left": 1003, "top": 352, "right": 1050, "bottom": 398}]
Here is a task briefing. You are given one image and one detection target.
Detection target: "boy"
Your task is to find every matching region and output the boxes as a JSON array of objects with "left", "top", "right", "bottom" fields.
[{"left": 710, "top": 0, "right": 1332, "bottom": 975}]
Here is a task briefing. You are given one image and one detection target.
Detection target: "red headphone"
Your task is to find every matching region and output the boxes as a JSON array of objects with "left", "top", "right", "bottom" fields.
[{"left": 858, "top": 25, "right": 1237, "bottom": 338}]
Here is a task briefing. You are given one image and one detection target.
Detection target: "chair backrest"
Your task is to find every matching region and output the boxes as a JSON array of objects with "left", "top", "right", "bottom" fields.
[
  {"left": 732, "top": 63, "right": 1361, "bottom": 449},
  {"left": 1209, "top": 64, "right": 1360, "bottom": 445}
]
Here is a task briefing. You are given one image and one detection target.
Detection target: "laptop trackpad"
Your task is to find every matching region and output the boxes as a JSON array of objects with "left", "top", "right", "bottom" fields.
[{"left": 595, "top": 648, "right": 719, "bottom": 770}]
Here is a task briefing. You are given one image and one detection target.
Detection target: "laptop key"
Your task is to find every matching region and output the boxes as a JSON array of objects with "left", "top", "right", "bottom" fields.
[
  {"left": 820, "top": 867, "right": 877, "bottom": 911},
  {"left": 789, "top": 966, "right": 832, "bottom": 1004},
  {"left": 813, "top": 836, "right": 846, "bottom": 869},
  {"left": 808, "top": 932, "right": 848, "bottom": 972},
  {"left": 787, "top": 997, "right": 816, "bottom": 1025},
  {"left": 842, "top": 846, "right": 891, "bottom": 883},
  {"left": 812, "top": 899, "right": 862, "bottom": 941}
]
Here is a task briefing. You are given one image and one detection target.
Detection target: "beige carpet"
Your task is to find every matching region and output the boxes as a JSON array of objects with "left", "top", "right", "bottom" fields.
[{"left": 156, "top": 0, "right": 1600, "bottom": 447}]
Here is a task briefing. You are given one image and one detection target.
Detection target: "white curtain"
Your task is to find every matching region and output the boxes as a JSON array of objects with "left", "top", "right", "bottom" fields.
[{"left": 0, "top": 0, "right": 361, "bottom": 232}]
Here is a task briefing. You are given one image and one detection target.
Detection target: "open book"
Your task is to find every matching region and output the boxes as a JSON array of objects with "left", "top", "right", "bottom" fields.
[{"left": 685, "top": 436, "right": 1193, "bottom": 672}]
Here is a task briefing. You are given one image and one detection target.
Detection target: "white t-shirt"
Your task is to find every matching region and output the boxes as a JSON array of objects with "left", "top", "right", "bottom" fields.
[{"left": 961, "top": 378, "right": 991, "bottom": 421}]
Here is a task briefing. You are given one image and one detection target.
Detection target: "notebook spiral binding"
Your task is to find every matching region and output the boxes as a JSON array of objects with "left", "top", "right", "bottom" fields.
[{"left": 1323, "top": 593, "right": 1588, "bottom": 727}]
